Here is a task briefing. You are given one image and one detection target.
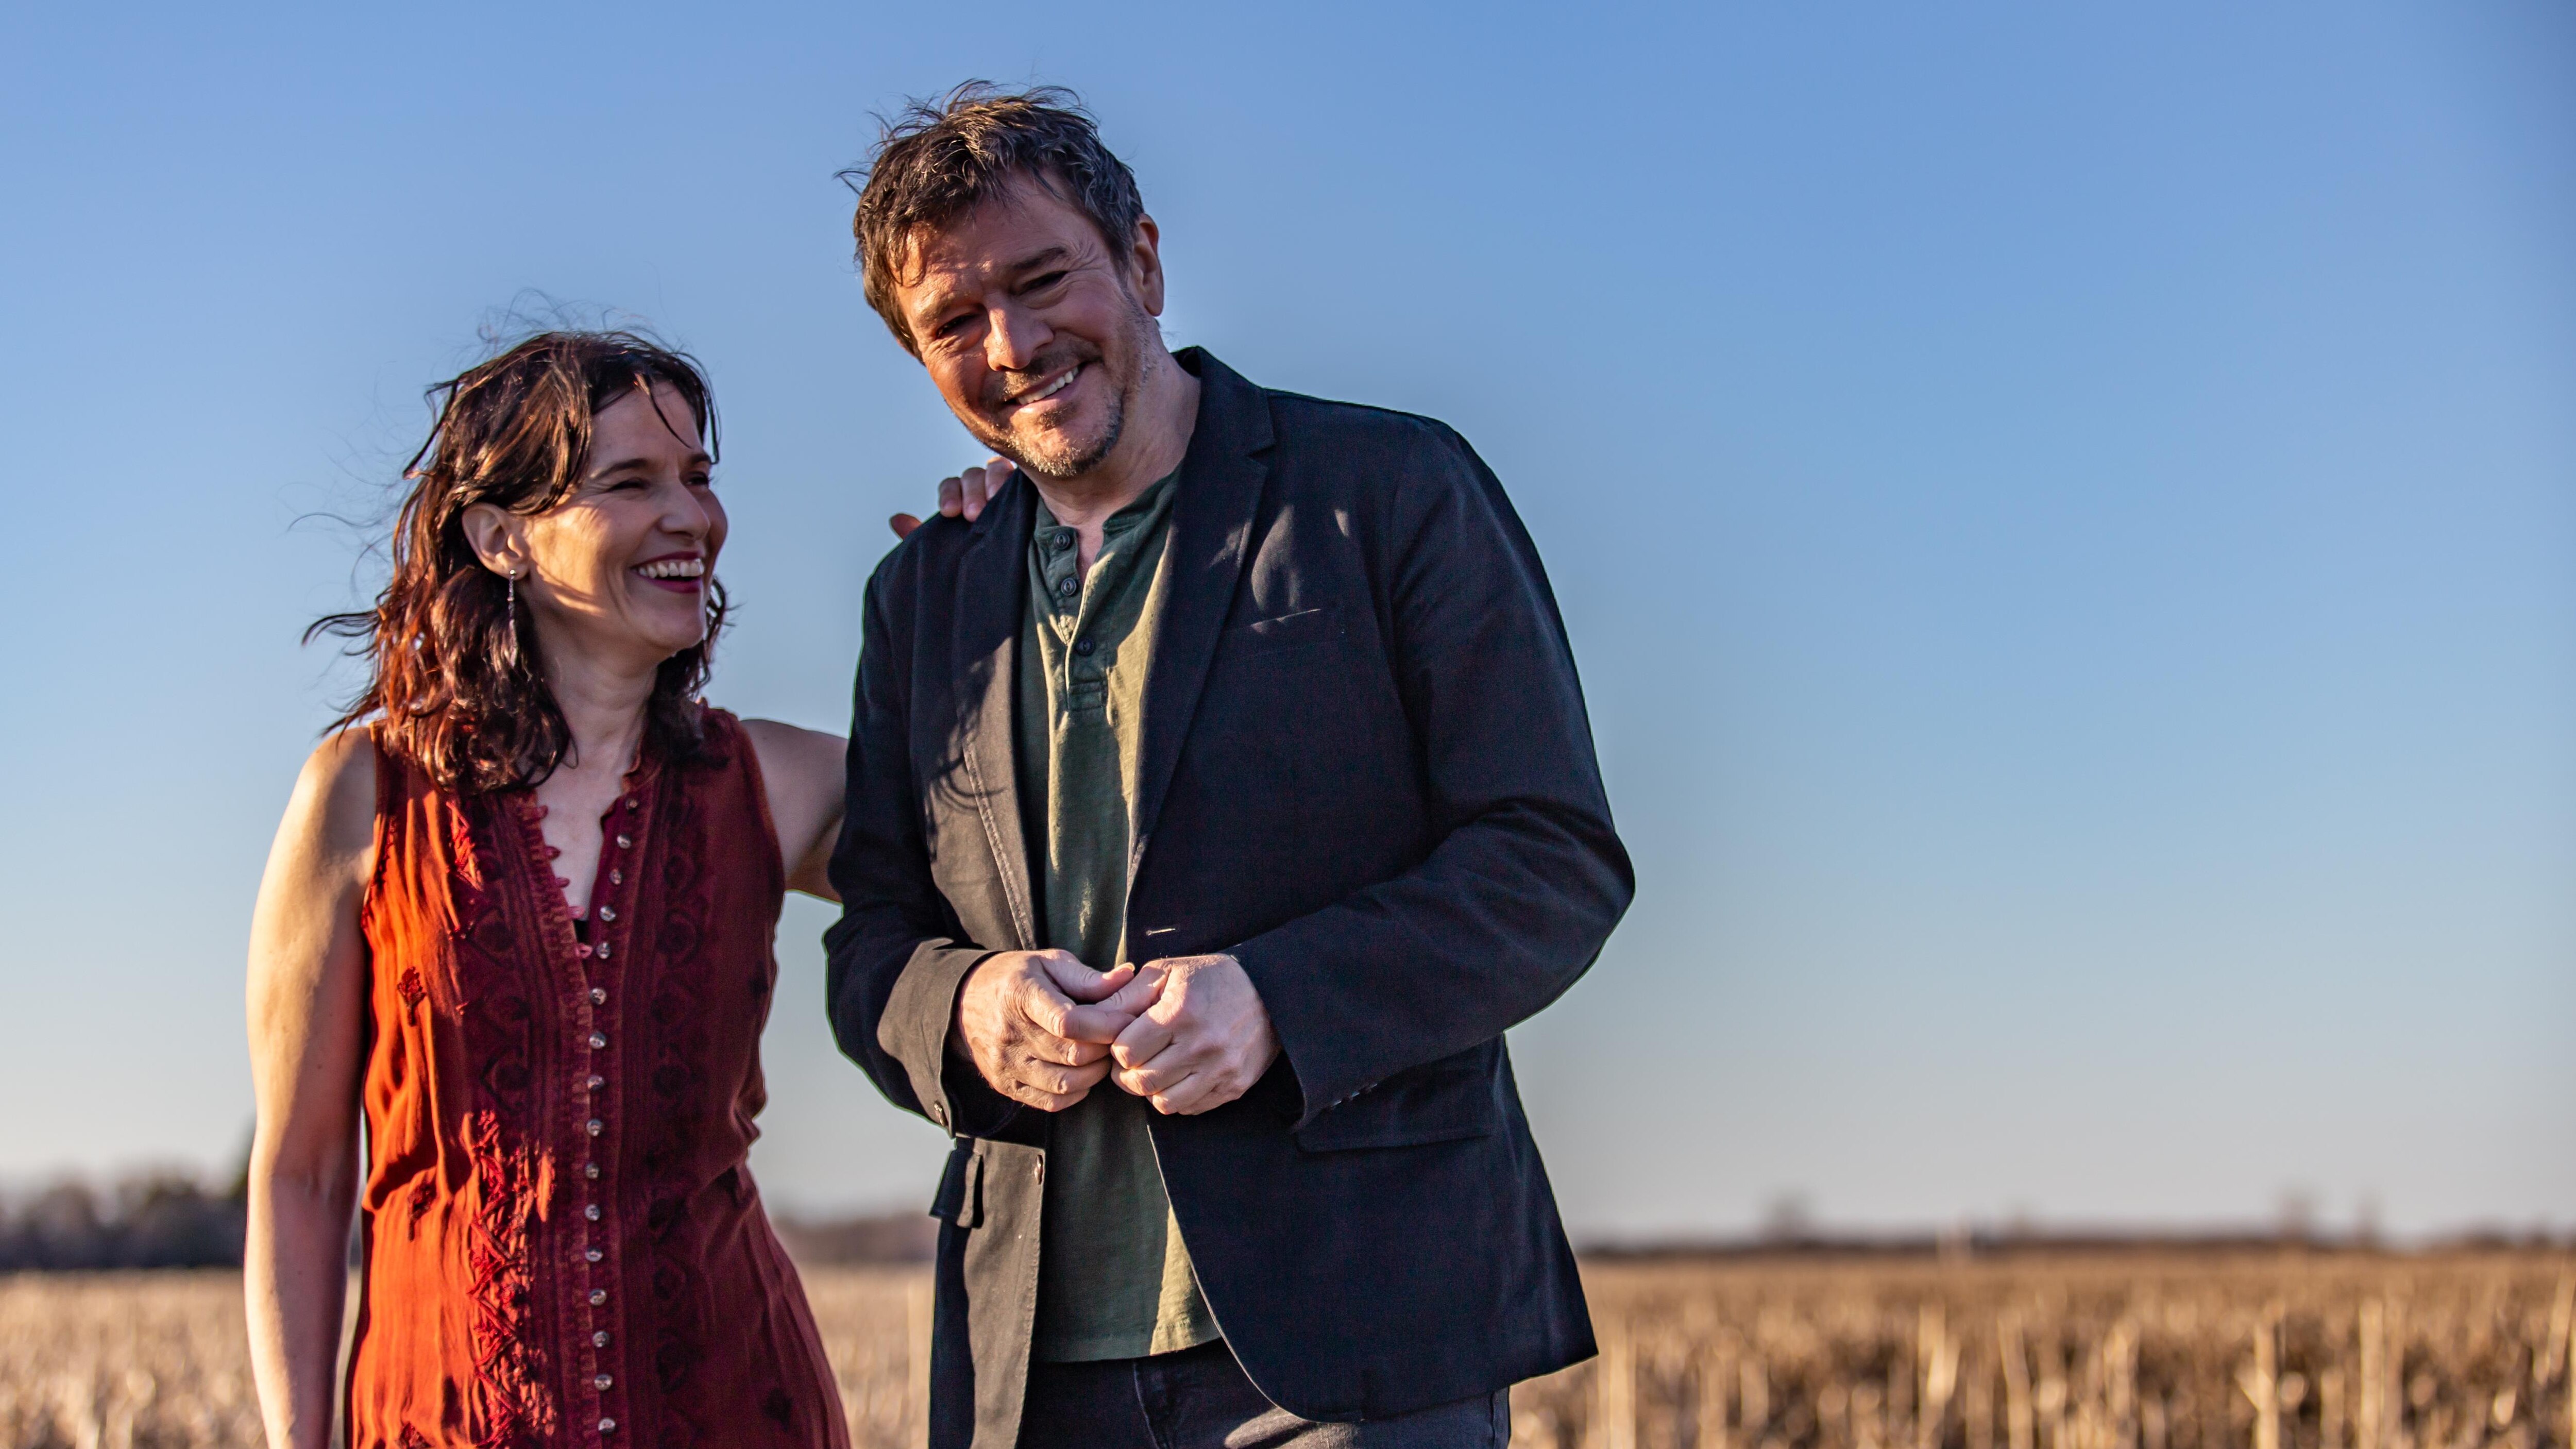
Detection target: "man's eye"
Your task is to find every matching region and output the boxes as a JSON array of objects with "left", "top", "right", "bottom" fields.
[
  {"left": 689, "top": 473, "right": 716, "bottom": 490},
  {"left": 1023, "top": 271, "right": 1068, "bottom": 295}
]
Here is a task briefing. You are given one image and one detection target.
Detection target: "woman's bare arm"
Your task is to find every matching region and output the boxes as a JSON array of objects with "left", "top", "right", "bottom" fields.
[
  {"left": 740, "top": 718, "right": 848, "bottom": 902},
  {"left": 244, "top": 731, "right": 377, "bottom": 1449}
]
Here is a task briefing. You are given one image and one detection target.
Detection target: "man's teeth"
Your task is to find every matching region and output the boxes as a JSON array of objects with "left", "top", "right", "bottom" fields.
[
  {"left": 1020, "top": 365, "right": 1079, "bottom": 405},
  {"left": 635, "top": 558, "right": 705, "bottom": 580}
]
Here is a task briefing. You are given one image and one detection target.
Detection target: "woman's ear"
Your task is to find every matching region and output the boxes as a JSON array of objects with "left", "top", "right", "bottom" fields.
[{"left": 459, "top": 502, "right": 524, "bottom": 580}]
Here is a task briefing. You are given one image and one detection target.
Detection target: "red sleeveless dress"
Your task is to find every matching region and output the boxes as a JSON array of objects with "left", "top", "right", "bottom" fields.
[{"left": 348, "top": 709, "right": 848, "bottom": 1449}]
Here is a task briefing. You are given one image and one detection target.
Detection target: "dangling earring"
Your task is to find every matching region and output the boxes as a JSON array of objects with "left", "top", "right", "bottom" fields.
[{"left": 503, "top": 567, "right": 522, "bottom": 670}]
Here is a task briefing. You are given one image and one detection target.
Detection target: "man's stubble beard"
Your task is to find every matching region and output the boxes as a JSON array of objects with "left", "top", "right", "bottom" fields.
[{"left": 970, "top": 307, "right": 1163, "bottom": 482}]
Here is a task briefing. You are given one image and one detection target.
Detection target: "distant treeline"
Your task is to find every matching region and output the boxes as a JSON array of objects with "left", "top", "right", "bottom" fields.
[
  {"left": 0, "top": 1167, "right": 941, "bottom": 1272},
  {"left": 0, "top": 1171, "right": 247, "bottom": 1271}
]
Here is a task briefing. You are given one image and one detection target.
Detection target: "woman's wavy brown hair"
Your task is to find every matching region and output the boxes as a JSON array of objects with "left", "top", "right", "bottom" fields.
[{"left": 310, "top": 330, "right": 727, "bottom": 793}]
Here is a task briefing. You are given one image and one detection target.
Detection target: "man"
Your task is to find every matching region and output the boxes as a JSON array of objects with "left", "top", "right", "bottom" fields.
[{"left": 825, "top": 84, "right": 1633, "bottom": 1449}]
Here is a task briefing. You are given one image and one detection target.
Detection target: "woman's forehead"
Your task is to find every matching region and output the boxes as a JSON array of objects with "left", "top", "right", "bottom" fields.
[{"left": 592, "top": 381, "right": 706, "bottom": 464}]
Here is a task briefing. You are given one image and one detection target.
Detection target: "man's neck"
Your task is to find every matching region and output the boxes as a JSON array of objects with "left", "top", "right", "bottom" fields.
[{"left": 1023, "top": 349, "right": 1200, "bottom": 541}]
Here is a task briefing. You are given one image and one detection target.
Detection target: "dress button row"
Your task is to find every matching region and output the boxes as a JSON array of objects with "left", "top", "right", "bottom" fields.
[
  {"left": 585, "top": 1075, "right": 604, "bottom": 1092},
  {"left": 595, "top": 1374, "right": 614, "bottom": 1391},
  {"left": 586, "top": 1118, "right": 604, "bottom": 1137},
  {"left": 584, "top": 1161, "right": 600, "bottom": 1180},
  {"left": 590, "top": 987, "right": 606, "bottom": 1005},
  {"left": 588, "top": 1289, "right": 607, "bottom": 1305},
  {"left": 608, "top": 869, "right": 622, "bottom": 886},
  {"left": 599, "top": 1418, "right": 617, "bottom": 1434},
  {"left": 589, "top": 1033, "right": 608, "bottom": 1050},
  {"left": 614, "top": 834, "right": 632, "bottom": 850},
  {"left": 597, "top": 904, "right": 617, "bottom": 923},
  {"left": 585, "top": 1248, "right": 604, "bottom": 1264},
  {"left": 585, "top": 1204, "right": 602, "bottom": 1222},
  {"left": 596, "top": 941, "right": 611, "bottom": 960}
]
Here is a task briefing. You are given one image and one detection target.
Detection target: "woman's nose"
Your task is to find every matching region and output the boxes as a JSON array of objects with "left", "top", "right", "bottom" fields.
[{"left": 664, "top": 484, "right": 714, "bottom": 539}]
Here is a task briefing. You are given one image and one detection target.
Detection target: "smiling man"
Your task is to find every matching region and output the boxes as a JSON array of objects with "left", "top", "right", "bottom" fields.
[{"left": 824, "top": 85, "right": 1633, "bottom": 1449}]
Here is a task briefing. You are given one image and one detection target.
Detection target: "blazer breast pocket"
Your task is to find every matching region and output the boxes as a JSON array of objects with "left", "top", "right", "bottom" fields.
[
  {"left": 1217, "top": 605, "right": 1344, "bottom": 664},
  {"left": 1291, "top": 1060, "right": 1500, "bottom": 1153}
]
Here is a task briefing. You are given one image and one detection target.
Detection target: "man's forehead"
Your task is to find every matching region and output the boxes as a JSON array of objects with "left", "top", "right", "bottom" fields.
[{"left": 897, "top": 183, "right": 1101, "bottom": 296}]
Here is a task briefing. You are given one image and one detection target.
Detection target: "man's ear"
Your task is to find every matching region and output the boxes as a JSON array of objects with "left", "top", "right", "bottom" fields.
[
  {"left": 459, "top": 502, "right": 525, "bottom": 580},
  {"left": 1127, "top": 214, "right": 1167, "bottom": 317}
]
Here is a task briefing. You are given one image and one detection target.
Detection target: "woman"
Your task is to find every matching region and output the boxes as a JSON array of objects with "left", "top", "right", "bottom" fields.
[{"left": 245, "top": 332, "right": 855, "bottom": 1449}]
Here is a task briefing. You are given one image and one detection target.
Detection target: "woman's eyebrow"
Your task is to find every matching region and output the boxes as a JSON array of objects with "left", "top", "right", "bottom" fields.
[{"left": 588, "top": 449, "right": 712, "bottom": 479}]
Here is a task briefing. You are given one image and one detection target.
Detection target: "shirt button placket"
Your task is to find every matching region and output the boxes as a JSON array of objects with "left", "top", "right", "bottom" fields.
[{"left": 582, "top": 803, "right": 637, "bottom": 1442}]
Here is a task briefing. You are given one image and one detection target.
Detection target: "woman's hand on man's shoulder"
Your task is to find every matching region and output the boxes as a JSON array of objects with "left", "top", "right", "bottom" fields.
[{"left": 887, "top": 457, "right": 1011, "bottom": 540}]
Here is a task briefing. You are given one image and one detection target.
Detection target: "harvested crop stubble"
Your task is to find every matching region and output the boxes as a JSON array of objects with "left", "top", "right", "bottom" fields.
[
  {"left": 1, "top": 1253, "right": 2567, "bottom": 1449},
  {"left": 0, "top": 1271, "right": 262, "bottom": 1448},
  {"left": 1518, "top": 1253, "right": 2576, "bottom": 1449}
]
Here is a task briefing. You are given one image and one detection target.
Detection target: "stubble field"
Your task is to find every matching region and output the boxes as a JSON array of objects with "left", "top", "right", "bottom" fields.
[{"left": 1, "top": 1252, "right": 2565, "bottom": 1449}]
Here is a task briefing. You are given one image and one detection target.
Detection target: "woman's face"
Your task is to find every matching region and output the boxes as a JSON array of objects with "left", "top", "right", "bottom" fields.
[{"left": 478, "top": 381, "right": 726, "bottom": 675}]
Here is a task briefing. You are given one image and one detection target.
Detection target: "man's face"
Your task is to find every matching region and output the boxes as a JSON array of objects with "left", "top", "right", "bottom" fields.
[{"left": 891, "top": 175, "right": 1167, "bottom": 479}]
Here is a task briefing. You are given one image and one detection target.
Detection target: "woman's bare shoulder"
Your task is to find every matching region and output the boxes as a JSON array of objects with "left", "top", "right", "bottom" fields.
[{"left": 285, "top": 728, "right": 380, "bottom": 859}]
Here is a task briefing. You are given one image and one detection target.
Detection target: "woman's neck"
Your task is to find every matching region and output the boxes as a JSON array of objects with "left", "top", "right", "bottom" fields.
[{"left": 541, "top": 645, "right": 657, "bottom": 781}]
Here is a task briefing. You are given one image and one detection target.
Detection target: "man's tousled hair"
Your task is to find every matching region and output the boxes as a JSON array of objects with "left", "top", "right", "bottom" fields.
[{"left": 842, "top": 82, "right": 1144, "bottom": 355}]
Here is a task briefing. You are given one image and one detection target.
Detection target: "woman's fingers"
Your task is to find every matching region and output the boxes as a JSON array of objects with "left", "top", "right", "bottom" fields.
[{"left": 959, "top": 458, "right": 1008, "bottom": 521}]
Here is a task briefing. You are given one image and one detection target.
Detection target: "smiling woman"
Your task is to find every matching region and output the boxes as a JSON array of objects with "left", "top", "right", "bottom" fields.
[
  {"left": 243, "top": 331, "right": 856, "bottom": 1449},
  {"left": 306, "top": 334, "right": 732, "bottom": 793}
]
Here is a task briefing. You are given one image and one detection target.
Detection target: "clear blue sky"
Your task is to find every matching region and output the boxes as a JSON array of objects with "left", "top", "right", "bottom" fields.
[{"left": 3, "top": 2, "right": 2568, "bottom": 1239}]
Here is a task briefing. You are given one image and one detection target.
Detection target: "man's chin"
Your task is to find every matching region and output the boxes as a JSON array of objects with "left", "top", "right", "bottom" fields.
[{"left": 1002, "top": 422, "right": 1120, "bottom": 481}]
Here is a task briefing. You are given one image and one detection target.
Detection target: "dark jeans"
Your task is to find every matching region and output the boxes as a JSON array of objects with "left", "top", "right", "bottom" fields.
[{"left": 1018, "top": 1340, "right": 1513, "bottom": 1449}]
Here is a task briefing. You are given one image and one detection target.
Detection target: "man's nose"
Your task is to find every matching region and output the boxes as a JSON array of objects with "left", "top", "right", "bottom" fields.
[{"left": 984, "top": 302, "right": 1051, "bottom": 374}]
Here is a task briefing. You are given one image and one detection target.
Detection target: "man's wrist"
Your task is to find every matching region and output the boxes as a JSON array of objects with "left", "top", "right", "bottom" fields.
[{"left": 947, "top": 954, "right": 989, "bottom": 1062}]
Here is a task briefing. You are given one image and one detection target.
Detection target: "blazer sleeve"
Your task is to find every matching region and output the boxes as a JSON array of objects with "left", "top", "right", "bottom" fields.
[
  {"left": 1229, "top": 423, "right": 1635, "bottom": 1127},
  {"left": 823, "top": 562, "right": 1021, "bottom": 1139}
]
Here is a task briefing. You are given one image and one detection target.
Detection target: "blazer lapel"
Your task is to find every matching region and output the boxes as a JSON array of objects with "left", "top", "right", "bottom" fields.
[
  {"left": 952, "top": 476, "right": 1039, "bottom": 952},
  {"left": 1132, "top": 350, "right": 1275, "bottom": 868}
]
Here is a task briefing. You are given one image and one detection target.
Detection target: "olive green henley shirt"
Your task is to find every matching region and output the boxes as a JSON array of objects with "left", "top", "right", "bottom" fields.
[{"left": 1013, "top": 470, "right": 1221, "bottom": 1363}]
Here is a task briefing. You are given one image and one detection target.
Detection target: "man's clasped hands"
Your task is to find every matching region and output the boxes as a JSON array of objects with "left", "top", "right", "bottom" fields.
[{"left": 948, "top": 950, "right": 1282, "bottom": 1117}]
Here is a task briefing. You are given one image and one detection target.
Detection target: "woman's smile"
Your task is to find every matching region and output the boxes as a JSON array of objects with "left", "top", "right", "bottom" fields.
[{"left": 632, "top": 552, "right": 707, "bottom": 592}]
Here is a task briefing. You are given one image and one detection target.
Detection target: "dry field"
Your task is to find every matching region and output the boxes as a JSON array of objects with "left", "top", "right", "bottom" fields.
[{"left": 1, "top": 1253, "right": 2566, "bottom": 1449}]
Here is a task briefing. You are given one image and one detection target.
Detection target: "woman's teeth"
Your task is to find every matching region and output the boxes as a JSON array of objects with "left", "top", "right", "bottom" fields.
[{"left": 634, "top": 558, "right": 705, "bottom": 580}]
